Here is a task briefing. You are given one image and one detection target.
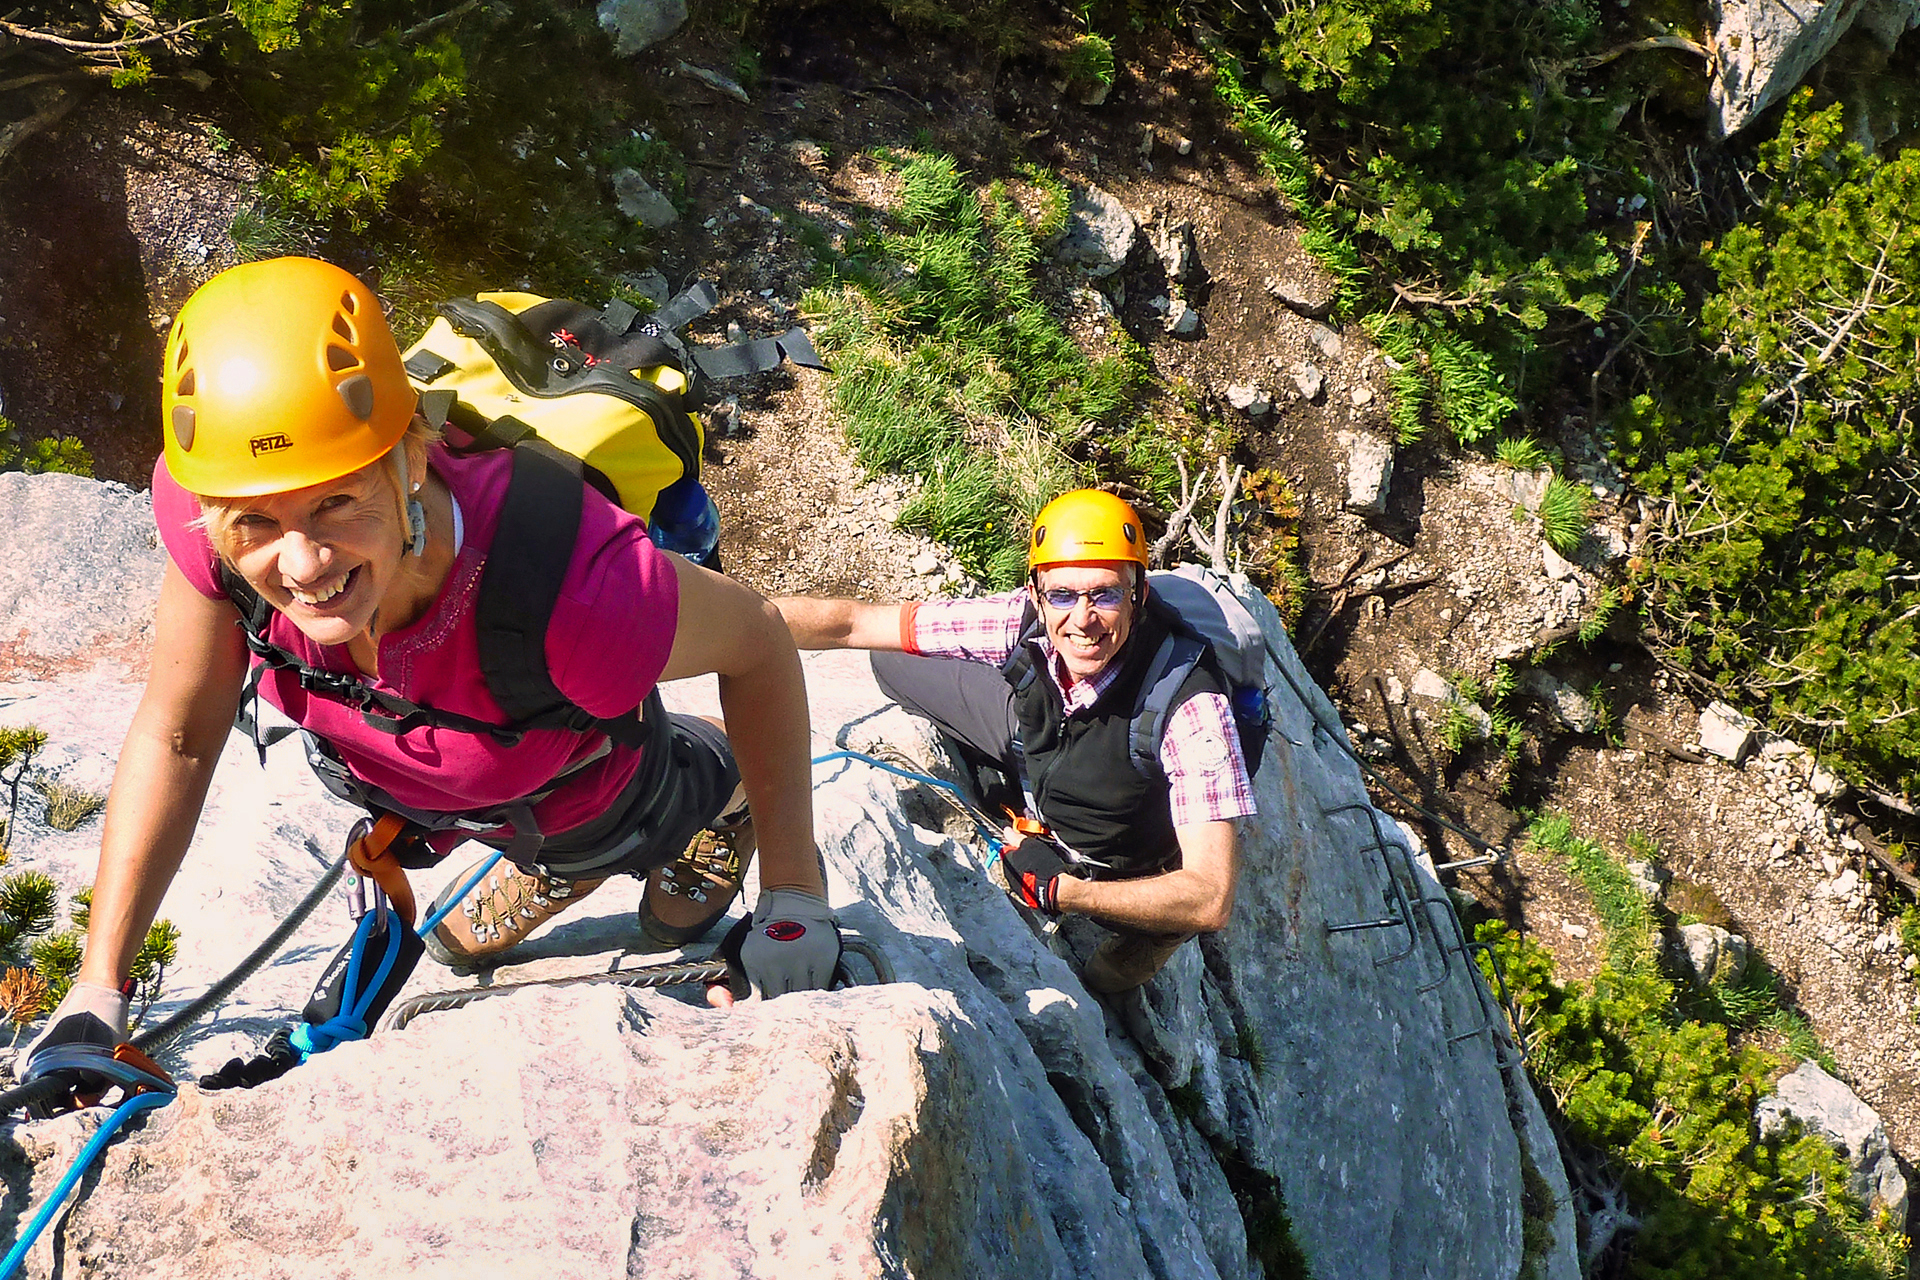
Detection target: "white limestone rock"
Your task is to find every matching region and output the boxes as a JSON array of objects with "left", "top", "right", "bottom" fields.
[
  {"left": 596, "top": 0, "right": 686, "bottom": 55},
  {"left": 1524, "top": 669, "right": 1601, "bottom": 734},
  {"left": 1711, "top": 0, "right": 1920, "bottom": 136},
  {"left": 1165, "top": 299, "right": 1202, "bottom": 338},
  {"left": 1264, "top": 274, "right": 1333, "bottom": 320},
  {"left": 1699, "top": 700, "right": 1759, "bottom": 764},
  {"left": 0, "top": 474, "right": 1582, "bottom": 1280},
  {"left": 1758, "top": 1061, "right": 1910, "bottom": 1222},
  {"left": 0, "top": 472, "right": 165, "bottom": 677},
  {"left": 1338, "top": 431, "right": 1394, "bottom": 515},
  {"left": 1542, "top": 542, "right": 1579, "bottom": 582},
  {"left": 1147, "top": 212, "right": 1206, "bottom": 293},
  {"left": 1674, "top": 922, "right": 1751, "bottom": 988},
  {"left": 612, "top": 168, "right": 679, "bottom": 228},
  {"left": 1054, "top": 184, "right": 1136, "bottom": 278},
  {"left": 1290, "top": 362, "right": 1323, "bottom": 402},
  {"left": 1306, "top": 322, "right": 1343, "bottom": 361},
  {"left": 1224, "top": 383, "right": 1270, "bottom": 416}
]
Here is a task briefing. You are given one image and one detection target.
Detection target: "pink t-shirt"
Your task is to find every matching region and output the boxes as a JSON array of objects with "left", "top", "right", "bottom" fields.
[{"left": 151, "top": 446, "right": 680, "bottom": 846}]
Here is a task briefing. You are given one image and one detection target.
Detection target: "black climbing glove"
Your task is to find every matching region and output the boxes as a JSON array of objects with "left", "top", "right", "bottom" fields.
[
  {"left": 199, "top": 1026, "right": 301, "bottom": 1091},
  {"left": 1000, "top": 836, "right": 1071, "bottom": 915}
]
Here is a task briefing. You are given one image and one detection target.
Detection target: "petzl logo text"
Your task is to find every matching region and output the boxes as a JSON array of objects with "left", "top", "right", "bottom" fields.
[{"left": 249, "top": 433, "right": 294, "bottom": 456}]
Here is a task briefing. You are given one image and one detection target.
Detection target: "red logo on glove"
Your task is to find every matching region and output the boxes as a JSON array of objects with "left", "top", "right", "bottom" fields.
[{"left": 764, "top": 920, "right": 807, "bottom": 942}]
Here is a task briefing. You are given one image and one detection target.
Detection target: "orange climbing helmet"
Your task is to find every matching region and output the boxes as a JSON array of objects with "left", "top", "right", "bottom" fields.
[
  {"left": 161, "top": 257, "right": 415, "bottom": 498},
  {"left": 1027, "top": 489, "right": 1148, "bottom": 572}
]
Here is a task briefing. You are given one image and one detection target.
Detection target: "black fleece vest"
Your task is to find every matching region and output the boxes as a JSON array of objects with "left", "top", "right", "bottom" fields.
[{"left": 1010, "top": 605, "right": 1224, "bottom": 879}]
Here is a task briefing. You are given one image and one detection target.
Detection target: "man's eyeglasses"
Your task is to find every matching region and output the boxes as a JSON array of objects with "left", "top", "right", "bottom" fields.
[{"left": 1038, "top": 585, "right": 1129, "bottom": 611}]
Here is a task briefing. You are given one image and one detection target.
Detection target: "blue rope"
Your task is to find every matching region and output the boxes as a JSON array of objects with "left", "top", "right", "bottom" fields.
[
  {"left": 292, "top": 904, "right": 408, "bottom": 1059},
  {"left": 811, "top": 750, "right": 1006, "bottom": 861},
  {"left": 0, "top": 1088, "right": 173, "bottom": 1279},
  {"left": 417, "top": 851, "right": 506, "bottom": 938}
]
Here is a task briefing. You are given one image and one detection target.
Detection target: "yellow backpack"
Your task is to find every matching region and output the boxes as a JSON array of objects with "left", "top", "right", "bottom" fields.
[{"left": 401, "top": 282, "right": 825, "bottom": 563}]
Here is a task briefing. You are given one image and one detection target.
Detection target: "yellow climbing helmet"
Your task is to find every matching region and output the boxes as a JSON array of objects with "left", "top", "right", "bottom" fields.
[
  {"left": 1028, "top": 489, "right": 1148, "bottom": 572},
  {"left": 161, "top": 257, "right": 415, "bottom": 498}
]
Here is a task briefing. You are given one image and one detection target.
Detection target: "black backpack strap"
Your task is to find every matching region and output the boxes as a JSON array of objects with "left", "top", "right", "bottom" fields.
[
  {"left": 691, "top": 327, "right": 832, "bottom": 381},
  {"left": 405, "top": 351, "right": 458, "bottom": 384},
  {"left": 218, "top": 566, "right": 531, "bottom": 753},
  {"left": 437, "top": 297, "right": 558, "bottom": 393},
  {"left": 598, "top": 297, "right": 642, "bottom": 334},
  {"left": 650, "top": 281, "right": 719, "bottom": 332},
  {"left": 997, "top": 602, "right": 1046, "bottom": 695},
  {"left": 476, "top": 442, "right": 655, "bottom": 750},
  {"left": 1127, "top": 630, "right": 1209, "bottom": 780}
]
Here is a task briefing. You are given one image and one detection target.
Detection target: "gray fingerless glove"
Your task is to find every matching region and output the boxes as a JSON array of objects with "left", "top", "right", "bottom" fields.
[{"left": 737, "top": 888, "right": 840, "bottom": 998}]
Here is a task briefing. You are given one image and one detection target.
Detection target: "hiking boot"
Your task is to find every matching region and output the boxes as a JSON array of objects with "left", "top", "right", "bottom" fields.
[
  {"left": 1082, "top": 930, "right": 1195, "bottom": 994},
  {"left": 638, "top": 812, "right": 755, "bottom": 946},
  {"left": 424, "top": 858, "right": 606, "bottom": 966}
]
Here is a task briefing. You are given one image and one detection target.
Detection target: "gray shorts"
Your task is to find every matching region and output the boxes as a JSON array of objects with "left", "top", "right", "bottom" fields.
[{"left": 529, "top": 714, "right": 741, "bottom": 880}]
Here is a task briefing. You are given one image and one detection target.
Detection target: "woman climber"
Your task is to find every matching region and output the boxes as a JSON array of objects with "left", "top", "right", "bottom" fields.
[{"left": 23, "top": 257, "right": 837, "bottom": 1089}]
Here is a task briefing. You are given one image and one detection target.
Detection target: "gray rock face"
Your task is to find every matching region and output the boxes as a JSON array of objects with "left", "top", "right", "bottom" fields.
[
  {"left": 0, "top": 474, "right": 1580, "bottom": 1280},
  {"left": 612, "top": 168, "right": 679, "bottom": 229},
  {"left": 0, "top": 472, "right": 165, "bottom": 678},
  {"left": 1673, "top": 922, "right": 1750, "bottom": 988},
  {"left": 1147, "top": 212, "right": 1206, "bottom": 294},
  {"left": 1338, "top": 430, "right": 1394, "bottom": 515},
  {"left": 1290, "top": 361, "right": 1323, "bottom": 402},
  {"left": 1699, "top": 700, "right": 1759, "bottom": 763},
  {"left": 1524, "top": 669, "right": 1600, "bottom": 735},
  {"left": 1264, "top": 274, "right": 1333, "bottom": 319},
  {"left": 1055, "top": 184, "right": 1136, "bottom": 277},
  {"left": 1757, "top": 1061, "right": 1909, "bottom": 1221},
  {"left": 596, "top": 0, "right": 687, "bottom": 56},
  {"left": 1710, "top": 0, "right": 1920, "bottom": 136}
]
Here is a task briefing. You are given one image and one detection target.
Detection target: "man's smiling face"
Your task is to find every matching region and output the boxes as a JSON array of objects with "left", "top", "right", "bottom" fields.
[{"left": 1031, "top": 562, "right": 1137, "bottom": 682}]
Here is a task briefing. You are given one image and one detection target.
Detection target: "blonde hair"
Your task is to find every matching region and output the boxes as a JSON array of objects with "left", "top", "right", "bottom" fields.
[{"left": 193, "top": 416, "right": 444, "bottom": 565}]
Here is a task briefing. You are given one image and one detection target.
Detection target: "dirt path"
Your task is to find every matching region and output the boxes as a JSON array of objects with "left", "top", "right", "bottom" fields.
[{"left": 5, "top": 6, "right": 1916, "bottom": 1171}]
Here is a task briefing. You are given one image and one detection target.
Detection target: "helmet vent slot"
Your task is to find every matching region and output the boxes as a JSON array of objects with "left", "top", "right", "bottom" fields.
[
  {"left": 173, "top": 340, "right": 190, "bottom": 370},
  {"left": 332, "top": 312, "right": 356, "bottom": 341},
  {"left": 171, "top": 405, "right": 197, "bottom": 451},
  {"left": 339, "top": 290, "right": 360, "bottom": 315},
  {"left": 326, "top": 344, "right": 361, "bottom": 373},
  {"left": 176, "top": 369, "right": 195, "bottom": 397},
  {"left": 337, "top": 373, "right": 375, "bottom": 421}
]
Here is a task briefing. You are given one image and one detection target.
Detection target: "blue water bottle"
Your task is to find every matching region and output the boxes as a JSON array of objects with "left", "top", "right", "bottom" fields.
[{"left": 647, "top": 474, "right": 722, "bottom": 569}]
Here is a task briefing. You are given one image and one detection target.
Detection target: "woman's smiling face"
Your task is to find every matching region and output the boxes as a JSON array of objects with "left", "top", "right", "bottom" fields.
[{"left": 222, "top": 458, "right": 408, "bottom": 648}]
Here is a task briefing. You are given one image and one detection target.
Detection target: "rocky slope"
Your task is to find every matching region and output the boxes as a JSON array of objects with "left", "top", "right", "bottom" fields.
[{"left": 0, "top": 472, "right": 1577, "bottom": 1278}]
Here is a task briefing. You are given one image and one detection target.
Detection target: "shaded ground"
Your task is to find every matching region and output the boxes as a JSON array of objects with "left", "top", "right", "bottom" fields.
[{"left": 3, "top": 0, "right": 1916, "bottom": 1194}]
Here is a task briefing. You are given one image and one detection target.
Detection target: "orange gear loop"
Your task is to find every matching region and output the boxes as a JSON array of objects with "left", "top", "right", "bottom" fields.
[{"left": 347, "top": 813, "right": 419, "bottom": 929}]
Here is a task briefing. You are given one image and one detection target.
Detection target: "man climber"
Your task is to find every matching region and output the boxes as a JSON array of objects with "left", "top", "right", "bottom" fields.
[{"left": 775, "top": 490, "right": 1256, "bottom": 992}]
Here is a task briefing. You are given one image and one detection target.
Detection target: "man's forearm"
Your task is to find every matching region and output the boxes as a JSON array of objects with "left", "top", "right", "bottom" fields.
[
  {"left": 1054, "top": 868, "right": 1232, "bottom": 935},
  {"left": 772, "top": 596, "right": 906, "bottom": 652}
]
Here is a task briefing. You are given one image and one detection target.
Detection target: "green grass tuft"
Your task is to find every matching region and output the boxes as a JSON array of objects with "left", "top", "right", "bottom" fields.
[
  {"left": 1062, "top": 34, "right": 1116, "bottom": 89},
  {"left": 1494, "top": 436, "right": 1548, "bottom": 471},
  {"left": 1527, "top": 812, "right": 1654, "bottom": 972},
  {"left": 803, "top": 155, "right": 1155, "bottom": 585},
  {"left": 1538, "top": 475, "right": 1591, "bottom": 556}
]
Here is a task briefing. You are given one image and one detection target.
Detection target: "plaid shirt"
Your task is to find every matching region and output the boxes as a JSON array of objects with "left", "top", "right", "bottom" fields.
[{"left": 902, "top": 591, "right": 1257, "bottom": 826}]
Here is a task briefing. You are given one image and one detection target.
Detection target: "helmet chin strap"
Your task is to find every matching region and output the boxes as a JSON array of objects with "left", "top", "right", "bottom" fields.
[{"left": 389, "top": 444, "right": 428, "bottom": 558}]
